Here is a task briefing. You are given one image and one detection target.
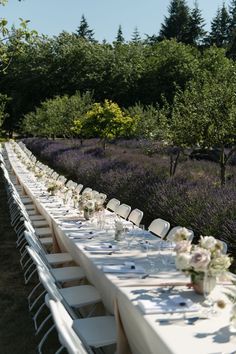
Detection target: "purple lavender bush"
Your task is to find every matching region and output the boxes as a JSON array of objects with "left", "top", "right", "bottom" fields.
[{"left": 23, "top": 138, "right": 236, "bottom": 247}]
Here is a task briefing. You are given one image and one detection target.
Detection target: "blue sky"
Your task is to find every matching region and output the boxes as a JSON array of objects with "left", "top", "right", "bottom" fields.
[{"left": 0, "top": 0, "right": 231, "bottom": 42}]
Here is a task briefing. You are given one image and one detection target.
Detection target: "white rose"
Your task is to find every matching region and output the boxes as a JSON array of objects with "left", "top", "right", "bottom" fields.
[
  {"left": 199, "top": 236, "right": 217, "bottom": 250},
  {"left": 173, "top": 227, "right": 193, "bottom": 242},
  {"left": 174, "top": 240, "right": 192, "bottom": 254},
  {"left": 175, "top": 253, "right": 191, "bottom": 271},
  {"left": 190, "top": 247, "right": 211, "bottom": 272},
  {"left": 209, "top": 255, "right": 231, "bottom": 275}
]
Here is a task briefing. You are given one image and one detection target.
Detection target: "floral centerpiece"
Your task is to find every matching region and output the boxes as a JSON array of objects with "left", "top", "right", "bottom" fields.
[
  {"left": 47, "top": 181, "right": 61, "bottom": 195},
  {"left": 175, "top": 235, "right": 231, "bottom": 294},
  {"left": 78, "top": 191, "right": 106, "bottom": 219}
]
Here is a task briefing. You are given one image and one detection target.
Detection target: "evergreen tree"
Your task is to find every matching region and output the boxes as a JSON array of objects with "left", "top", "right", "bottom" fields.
[
  {"left": 186, "top": 1, "right": 206, "bottom": 45},
  {"left": 159, "top": 0, "right": 191, "bottom": 43},
  {"left": 131, "top": 26, "right": 141, "bottom": 43},
  {"left": 227, "top": 0, "right": 236, "bottom": 57},
  {"left": 76, "top": 14, "right": 95, "bottom": 42},
  {"left": 115, "top": 25, "right": 125, "bottom": 43},
  {"left": 229, "top": 0, "right": 236, "bottom": 36},
  {"left": 208, "top": 4, "right": 230, "bottom": 47}
]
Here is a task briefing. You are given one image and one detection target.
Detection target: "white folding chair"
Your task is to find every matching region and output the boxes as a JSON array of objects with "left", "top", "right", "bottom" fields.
[
  {"left": 26, "top": 246, "right": 85, "bottom": 332},
  {"left": 48, "top": 298, "right": 117, "bottom": 354},
  {"left": 128, "top": 208, "right": 143, "bottom": 226},
  {"left": 115, "top": 203, "right": 131, "bottom": 220},
  {"left": 148, "top": 218, "right": 170, "bottom": 239},
  {"left": 106, "top": 198, "right": 120, "bottom": 212}
]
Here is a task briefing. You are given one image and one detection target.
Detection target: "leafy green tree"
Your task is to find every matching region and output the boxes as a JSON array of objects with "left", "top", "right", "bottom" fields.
[
  {"left": 115, "top": 25, "right": 125, "bottom": 44},
  {"left": 81, "top": 99, "right": 138, "bottom": 149},
  {"left": 76, "top": 14, "right": 95, "bottom": 42},
  {"left": 124, "top": 102, "right": 168, "bottom": 140},
  {"left": 22, "top": 91, "right": 93, "bottom": 138},
  {"left": 170, "top": 48, "right": 236, "bottom": 185},
  {"left": 208, "top": 4, "right": 230, "bottom": 47},
  {"left": 159, "top": 0, "right": 191, "bottom": 43},
  {"left": 138, "top": 39, "right": 200, "bottom": 105}
]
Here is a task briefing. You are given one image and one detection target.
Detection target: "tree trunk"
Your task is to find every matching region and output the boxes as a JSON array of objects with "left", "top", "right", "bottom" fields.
[
  {"left": 169, "top": 149, "right": 181, "bottom": 177},
  {"left": 219, "top": 146, "right": 226, "bottom": 186}
]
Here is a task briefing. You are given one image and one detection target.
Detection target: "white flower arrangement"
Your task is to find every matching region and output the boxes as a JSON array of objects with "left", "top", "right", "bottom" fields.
[
  {"left": 175, "top": 235, "right": 231, "bottom": 278},
  {"left": 171, "top": 227, "right": 193, "bottom": 243},
  {"left": 47, "top": 181, "right": 61, "bottom": 194}
]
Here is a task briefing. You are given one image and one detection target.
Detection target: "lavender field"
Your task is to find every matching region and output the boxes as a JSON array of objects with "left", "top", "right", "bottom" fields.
[{"left": 24, "top": 138, "right": 236, "bottom": 256}]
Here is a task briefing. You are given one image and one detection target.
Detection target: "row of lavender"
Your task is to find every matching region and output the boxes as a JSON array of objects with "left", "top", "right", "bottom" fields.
[{"left": 23, "top": 138, "right": 236, "bottom": 257}]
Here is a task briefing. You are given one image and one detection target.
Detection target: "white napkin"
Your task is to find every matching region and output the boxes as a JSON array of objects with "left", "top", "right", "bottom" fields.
[
  {"left": 138, "top": 295, "right": 199, "bottom": 314},
  {"left": 103, "top": 262, "right": 145, "bottom": 274},
  {"left": 60, "top": 222, "right": 79, "bottom": 228},
  {"left": 69, "top": 232, "right": 93, "bottom": 239},
  {"left": 84, "top": 243, "right": 117, "bottom": 251}
]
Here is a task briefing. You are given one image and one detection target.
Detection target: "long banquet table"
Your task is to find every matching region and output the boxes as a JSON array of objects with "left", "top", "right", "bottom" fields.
[{"left": 5, "top": 142, "right": 236, "bottom": 354}]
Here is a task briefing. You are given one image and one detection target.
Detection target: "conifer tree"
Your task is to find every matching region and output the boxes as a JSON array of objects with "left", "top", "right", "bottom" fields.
[
  {"left": 115, "top": 25, "right": 125, "bottom": 43},
  {"left": 76, "top": 14, "right": 95, "bottom": 42},
  {"left": 159, "top": 0, "right": 190, "bottom": 43},
  {"left": 227, "top": 0, "right": 236, "bottom": 57},
  {"left": 208, "top": 4, "right": 230, "bottom": 47},
  {"left": 186, "top": 1, "right": 206, "bottom": 45},
  {"left": 131, "top": 26, "right": 141, "bottom": 43}
]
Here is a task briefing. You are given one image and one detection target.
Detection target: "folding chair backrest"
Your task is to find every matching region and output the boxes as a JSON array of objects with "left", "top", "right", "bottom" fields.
[
  {"left": 106, "top": 198, "right": 120, "bottom": 212},
  {"left": 48, "top": 299, "right": 92, "bottom": 354},
  {"left": 37, "top": 266, "right": 63, "bottom": 302},
  {"left": 26, "top": 246, "right": 45, "bottom": 269},
  {"left": 115, "top": 203, "right": 131, "bottom": 220},
  {"left": 148, "top": 218, "right": 170, "bottom": 239},
  {"left": 128, "top": 208, "right": 143, "bottom": 226}
]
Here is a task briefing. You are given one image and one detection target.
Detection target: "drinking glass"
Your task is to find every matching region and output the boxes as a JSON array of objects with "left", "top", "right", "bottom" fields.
[
  {"left": 203, "top": 272, "right": 216, "bottom": 315},
  {"left": 145, "top": 241, "right": 156, "bottom": 273},
  {"left": 125, "top": 227, "right": 135, "bottom": 250}
]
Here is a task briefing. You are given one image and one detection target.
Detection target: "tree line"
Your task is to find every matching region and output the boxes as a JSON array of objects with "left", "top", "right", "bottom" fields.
[{"left": 0, "top": 0, "right": 235, "bottom": 186}]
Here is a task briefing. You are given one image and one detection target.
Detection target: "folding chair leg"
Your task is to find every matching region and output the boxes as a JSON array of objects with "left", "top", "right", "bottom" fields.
[
  {"left": 36, "top": 313, "right": 52, "bottom": 335},
  {"left": 29, "top": 289, "right": 46, "bottom": 312},
  {"left": 37, "top": 324, "right": 55, "bottom": 354},
  {"left": 28, "top": 282, "right": 42, "bottom": 309},
  {"left": 24, "top": 263, "right": 37, "bottom": 284},
  {"left": 33, "top": 302, "right": 48, "bottom": 331},
  {"left": 55, "top": 346, "right": 64, "bottom": 354}
]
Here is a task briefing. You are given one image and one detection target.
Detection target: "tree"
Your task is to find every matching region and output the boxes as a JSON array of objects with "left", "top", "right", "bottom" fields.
[
  {"left": 170, "top": 47, "right": 236, "bottom": 185},
  {"left": 80, "top": 100, "right": 138, "bottom": 149},
  {"left": 186, "top": 1, "right": 206, "bottom": 45},
  {"left": 227, "top": 0, "right": 236, "bottom": 57},
  {"left": 131, "top": 27, "right": 141, "bottom": 44},
  {"left": 138, "top": 39, "right": 200, "bottom": 105},
  {"left": 159, "top": 0, "right": 191, "bottom": 43},
  {"left": 22, "top": 91, "right": 94, "bottom": 138},
  {"left": 115, "top": 25, "right": 125, "bottom": 44},
  {"left": 76, "top": 14, "right": 95, "bottom": 42},
  {"left": 208, "top": 4, "right": 230, "bottom": 47}
]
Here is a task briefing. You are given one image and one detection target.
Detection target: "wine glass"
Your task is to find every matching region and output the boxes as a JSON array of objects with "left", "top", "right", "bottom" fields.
[
  {"left": 145, "top": 241, "right": 156, "bottom": 273},
  {"left": 125, "top": 226, "right": 135, "bottom": 250},
  {"left": 203, "top": 272, "right": 216, "bottom": 315}
]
